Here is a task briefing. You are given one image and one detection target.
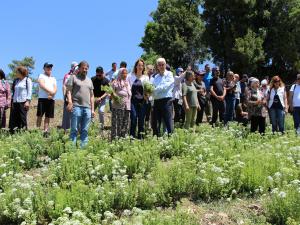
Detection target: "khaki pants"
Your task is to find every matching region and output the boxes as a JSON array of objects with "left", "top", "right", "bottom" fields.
[{"left": 184, "top": 107, "right": 197, "bottom": 129}]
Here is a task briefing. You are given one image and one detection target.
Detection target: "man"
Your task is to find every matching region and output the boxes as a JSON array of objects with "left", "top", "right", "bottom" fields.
[
  {"left": 111, "top": 61, "right": 127, "bottom": 81},
  {"left": 151, "top": 58, "right": 174, "bottom": 136},
  {"left": 203, "top": 64, "right": 213, "bottom": 122},
  {"left": 91, "top": 66, "right": 109, "bottom": 130},
  {"left": 240, "top": 74, "right": 248, "bottom": 104},
  {"left": 289, "top": 74, "right": 300, "bottom": 135},
  {"left": 210, "top": 67, "right": 226, "bottom": 126},
  {"left": 194, "top": 70, "right": 207, "bottom": 124},
  {"left": 37, "top": 62, "right": 57, "bottom": 137},
  {"left": 234, "top": 74, "right": 241, "bottom": 119},
  {"left": 106, "top": 62, "right": 117, "bottom": 82},
  {"left": 61, "top": 61, "right": 78, "bottom": 131},
  {"left": 173, "top": 68, "right": 185, "bottom": 125},
  {"left": 145, "top": 64, "right": 155, "bottom": 130},
  {"left": 66, "top": 61, "right": 95, "bottom": 148}
]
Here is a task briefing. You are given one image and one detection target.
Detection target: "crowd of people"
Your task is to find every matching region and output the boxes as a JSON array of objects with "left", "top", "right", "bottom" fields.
[{"left": 0, "top": 58, "right": 300, "bottom": 147}]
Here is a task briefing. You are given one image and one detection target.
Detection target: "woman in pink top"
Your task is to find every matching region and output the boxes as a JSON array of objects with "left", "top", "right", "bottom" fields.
[
  {"left": 110, "top": 68, "right": 132, "bottom": 140},
  {"left": 0, "top": 69, "right": 11, "bottom": 128}
]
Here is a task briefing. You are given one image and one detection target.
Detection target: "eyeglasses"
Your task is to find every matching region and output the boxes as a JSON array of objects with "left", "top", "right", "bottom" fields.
[{"left": 274, "top": 80, "right": 280, "bottom": 83}]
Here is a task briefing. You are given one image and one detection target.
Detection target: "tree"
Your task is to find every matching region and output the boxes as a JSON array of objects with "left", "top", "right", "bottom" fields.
[
  {"left": 7, "top": 57, "right": 38, "bottom": 97},
  {"left": 202, "top": 0, "right": 259, "bottom": 73},
  {"left": 232, "top": 29, "right": 266, "bottom": 74},
  {"left": 263, "top": 0, "right": 300, "bottom": 78},
  {"left": 8, "top": 57, "right": 35, "bottom": 80},
  {"left": 141, "top": 49, "right": 161, "bottom": 66},
  {"left": 140, "top": 0, "right": 208, "bottom": 69}
]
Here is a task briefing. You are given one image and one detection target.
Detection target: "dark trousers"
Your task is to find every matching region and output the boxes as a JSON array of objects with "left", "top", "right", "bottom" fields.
[
  {"left": 196, "top": 98, "right": 206, "bottom": 124},
  {"left": 153, "top": 98, "right": 173, "bottom": 136},
  {"left": 130, "top": 101, "right": 146, "bottom": 139},
  {"left": 9, "top": 102, "right": 28, "bottom": 133},
  {"left": 145, "top": 101, "right": 151, "bottom": 122},
  {"left": 293, "top": 107, "right": 300, "bottom": 129},
  {"left": 211, "top": 98, "right": 225, "bottom": 124},
  {"left": 173, "top": 98, "right": 185, "bottom": 124},
  {"left": 250, "top": 116, "right": 266, "bottom": 134},
  {"left": 0, "top": 107, "right": 7, "bottom": 128}
]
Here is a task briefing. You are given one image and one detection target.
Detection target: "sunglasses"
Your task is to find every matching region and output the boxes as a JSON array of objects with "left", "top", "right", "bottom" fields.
[{"left": 274, "top": 80, "right": 280, "bottom": 83}]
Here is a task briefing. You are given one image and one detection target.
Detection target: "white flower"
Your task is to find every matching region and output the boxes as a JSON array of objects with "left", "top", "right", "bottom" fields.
[
  {"left": 104, "top": 211, "right": 114, "bottom": 219},
  {"left": 267, "top": 176, "right": 273, "bottom": 183},
  {"left": 212, "top": 165, "right": 223, "bottom": 173},
  {"left": 278, "top": 191, "right": 286, "bottom": 198},
  {"left": 63, "top": 207, "right": 73, "bottom": 214},
  {"left": 47, "top": 201, "right": 54, "bottom": 207}
]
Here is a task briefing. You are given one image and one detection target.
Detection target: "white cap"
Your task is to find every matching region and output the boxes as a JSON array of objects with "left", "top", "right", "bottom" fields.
[{"left": 261, "top": 79, "right": 268, "bottom": 85}]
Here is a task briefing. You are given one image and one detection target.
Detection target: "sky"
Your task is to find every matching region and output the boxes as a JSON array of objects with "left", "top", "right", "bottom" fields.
[
  {"left": 0, "top": 0, "right": 212, "bottom": 99},
  {"left": 0, "top": 0, "right": 160, "bottom": 99}
]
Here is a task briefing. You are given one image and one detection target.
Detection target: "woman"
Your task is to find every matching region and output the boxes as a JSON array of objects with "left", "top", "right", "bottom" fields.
[
  {"left": 127, "top": 59, "right": 149, "bottom": 139},
  {"left": 193, "top": 71, "right": 207, "bottom": 125},
  {"left": 182, "top": 71, "right": 200, "bottom": 129},
  {"left": 246, "top": 78, "right": 268, "bottom": 134},
  {"left": 267, "top": 76, "right": 288, "bottom": 134},
  {"left": 224, "top": 71, "right": 236, "bottom": 125},
  {"left": 111, "top": 68, "right": 131, "bottom": 140},
  {"left": 0, "top": 69, "right": 11, "bottom": 128},
  {"left": 9, "top": 66, "right": 32, "bottom": 133}
]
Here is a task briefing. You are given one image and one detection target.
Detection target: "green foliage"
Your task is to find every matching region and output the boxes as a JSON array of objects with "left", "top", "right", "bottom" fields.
[
  {"left": 232, "top": 29, "right": 266, "bottom": 74},
  {"left": 203, "top": 0, "right": 300, "bottom": 78},
  {"left": 7, "top": 56, "right": 35, "bottom": 80},
  {"left": 140, "top": 0, "right": 208, "bottom": 68},
  {"left": 0, "top": 119, "right": 300, "bottom": 224}
]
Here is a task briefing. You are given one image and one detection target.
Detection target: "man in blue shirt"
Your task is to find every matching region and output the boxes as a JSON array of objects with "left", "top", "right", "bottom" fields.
[
  {"left": 151, "top": 58, "right": 174, "bottom": 136},
  {"left": 203, "top": 64, "right": 212, "bottom": 122}
]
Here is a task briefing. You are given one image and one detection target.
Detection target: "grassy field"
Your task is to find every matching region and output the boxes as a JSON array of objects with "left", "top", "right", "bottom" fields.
[{"left": 0, "top": 100, "right": 299, "bottom": 225}]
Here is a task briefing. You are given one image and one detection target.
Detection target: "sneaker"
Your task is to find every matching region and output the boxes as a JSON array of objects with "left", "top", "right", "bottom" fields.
[{"left": 296, "top": 128, "right": 300, "bottom": 136}]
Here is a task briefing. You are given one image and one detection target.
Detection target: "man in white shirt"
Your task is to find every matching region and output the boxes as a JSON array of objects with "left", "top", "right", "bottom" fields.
[
  {"left": 151, "top": 58, "right": 174, "bottom": 136},
  {"left": 289, "top": 74, "right": 300, "bottom": 135},
  {"left": 36, "top": 62, "right": 57, "bottom": 137},
  {"left": 105, "top": 62, "right": 117, "bottom": 82}
]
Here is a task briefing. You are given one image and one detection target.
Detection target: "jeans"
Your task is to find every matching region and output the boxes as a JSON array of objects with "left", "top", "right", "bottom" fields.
[
  {"left": 130, "top": 101, "right": 146, "bottom": 139},
  {"left": 153, "top": 98, "right": 173, "bottom": 136},
  {"left": 70, "top": 106, "right": 91, "bottom": 148},
  {"left": 292, "top": 107, "right": 300, "bottom": 130},
  {"left": 269, "top": 107, "right": 285, "bottom": 133},
  {"left": 224, "top": 94, "right": 236, "bottom": 124}
]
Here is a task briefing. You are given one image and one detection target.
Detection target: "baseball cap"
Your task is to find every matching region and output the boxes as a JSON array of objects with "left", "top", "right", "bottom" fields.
[
  {"left": 176, "top": 68, "right": 184, "bottom": 74},
  {"left": 96, "top": 66, "right": 104, "bottom": 73},
  {"left": 43, "top": 62, "right": 53, "bottom": 68}
]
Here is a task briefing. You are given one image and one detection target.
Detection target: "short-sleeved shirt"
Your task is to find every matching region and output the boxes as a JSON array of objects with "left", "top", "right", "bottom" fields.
[
  {"left": 91, "top": 76, "right": 109, "bottom": 98},
  {"left": 38, "top": 74, "right": 57, "bottom": 99},
  {"left": 210, "top": 77, "right": 224, "bottom": 97},
  {"left": 67, "top": 74, "right": 94, "bottom": 108},
  {"left": 290, "top": 84, "right": 300, "bottom": 107},
  {"left": 182, "top": 82, "right": 198, "bottom": 107}
]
